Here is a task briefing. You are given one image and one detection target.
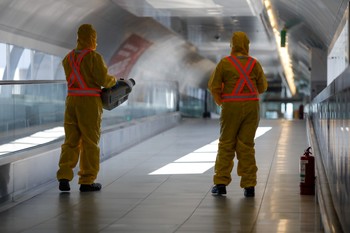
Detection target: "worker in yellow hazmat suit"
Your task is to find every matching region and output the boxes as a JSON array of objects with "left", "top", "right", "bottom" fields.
[
  {"left": 57, "top": 24, "right": 117, "bottom": 192},
  {"left": 208, "top": 31, "right": 268, "bottom": 197}
]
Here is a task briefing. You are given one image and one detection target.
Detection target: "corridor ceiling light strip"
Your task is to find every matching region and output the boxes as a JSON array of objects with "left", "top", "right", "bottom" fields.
[
  {"left": 264, "top": 0, "right": 296, "bottom": 96},
  {"left": 149, "top": 126, "right": 272, "bottom": 175},
  {"left": 0, "top": 127, "right": 64, "bottom": 156}
]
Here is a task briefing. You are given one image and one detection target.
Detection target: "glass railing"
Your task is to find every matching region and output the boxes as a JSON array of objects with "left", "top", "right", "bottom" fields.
[
  {"left": 0, "top": 80, "right": 180, "bottom": 157},
  {"left": 0, "top": 81, "right": 66, "bottom": 156}
]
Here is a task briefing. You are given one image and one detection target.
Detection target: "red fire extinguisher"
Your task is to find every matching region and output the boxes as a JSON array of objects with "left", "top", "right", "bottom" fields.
[{"left": 300, "top": 147, "right": 315, "bottom": 195}]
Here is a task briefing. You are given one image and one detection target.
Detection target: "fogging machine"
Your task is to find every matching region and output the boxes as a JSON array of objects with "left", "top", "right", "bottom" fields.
[{"left": 101, "top": 78, "right": 136, "bottom": 110}]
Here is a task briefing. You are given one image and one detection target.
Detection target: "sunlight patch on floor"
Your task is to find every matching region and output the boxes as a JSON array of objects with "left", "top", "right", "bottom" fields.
[{"left": 149, "top": 126, "right": 272, "bottom": 175}]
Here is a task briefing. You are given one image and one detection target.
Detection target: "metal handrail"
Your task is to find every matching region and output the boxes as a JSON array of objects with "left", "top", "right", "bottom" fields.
[{"left": 0, "top": 80, "right": 66, "bottom": 85}]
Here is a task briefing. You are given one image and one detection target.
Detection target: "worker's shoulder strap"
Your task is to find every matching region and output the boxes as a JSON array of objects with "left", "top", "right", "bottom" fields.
[
  {"left": 226, "top": 55, "right": 256, "bottom": 76},
  {"left": 68, "top": 49, "right": 92, "bottom": 70}
]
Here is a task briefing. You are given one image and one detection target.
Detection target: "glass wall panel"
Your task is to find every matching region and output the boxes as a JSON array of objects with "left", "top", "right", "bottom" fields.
[
  {"left": 53, "top": 56, "right": 65, "bottom": 80},
  {"left": 310, "top": 70, "right": 350, "bottom": 232},
  {"left": 36, "top": 53, "right": 55, "bottom": 80},
  {"left": 16, "top": 48, "right": 30, "bottom": 80},
  {"left": 0, "top": 44, "right": 7, "bottom": 81}
]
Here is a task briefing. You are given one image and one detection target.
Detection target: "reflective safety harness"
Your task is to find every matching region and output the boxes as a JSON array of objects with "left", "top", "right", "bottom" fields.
[
  {"left": 221, "top": 55, "right": 259, "bottom": 102},
  {"left": 67, "top": 49, "right": 101, "bottom": 97}
]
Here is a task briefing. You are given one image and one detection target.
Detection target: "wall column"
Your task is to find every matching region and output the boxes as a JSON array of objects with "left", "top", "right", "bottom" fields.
[{"left": 310, "top": 47, "right": 327, "bottom": 100}]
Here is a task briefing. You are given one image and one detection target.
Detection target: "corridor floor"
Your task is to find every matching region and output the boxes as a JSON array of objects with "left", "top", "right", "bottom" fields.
[{"left": 0, "top": 118, "right": 323, "bottom": 233}]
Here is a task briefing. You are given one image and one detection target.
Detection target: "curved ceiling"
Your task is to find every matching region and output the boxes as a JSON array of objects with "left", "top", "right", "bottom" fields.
[
  {"left": 115, "top": 0, "right": 348, "bottom": 99},
  {"left": 0, "top": 0, "right": 348, "bottom": 100}
]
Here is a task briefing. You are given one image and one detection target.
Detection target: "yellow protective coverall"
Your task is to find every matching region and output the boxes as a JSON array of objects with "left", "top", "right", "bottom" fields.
[
  {"left": 208, "top": 31, "right": 268, "bottom": 188},
  {"left": 56, "top": 24, "right": 116, "bottom": 185}
]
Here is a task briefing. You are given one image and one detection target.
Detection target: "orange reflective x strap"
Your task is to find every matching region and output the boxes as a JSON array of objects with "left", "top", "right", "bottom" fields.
[
  {"left": 221, "top": 55, "right": 259, "bottom": 101},
  {"left": 67, "top": 49, "right": 101, "bottom": 97}
]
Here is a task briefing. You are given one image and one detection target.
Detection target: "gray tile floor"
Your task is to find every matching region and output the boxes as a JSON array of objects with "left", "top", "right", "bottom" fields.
[{"left": 0, "top": 118, "right": 324, "bottom": 233}]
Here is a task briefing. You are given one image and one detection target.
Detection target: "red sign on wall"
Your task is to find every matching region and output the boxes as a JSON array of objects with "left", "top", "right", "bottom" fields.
[{"left": 108, "top": 34, "right": 152, "bottom": 78}]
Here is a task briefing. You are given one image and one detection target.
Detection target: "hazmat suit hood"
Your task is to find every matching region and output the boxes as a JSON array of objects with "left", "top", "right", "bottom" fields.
[
  {"left": 230, "top": 31, "right": 250, "bottom": 56},
  {"left": 76, "top": 24, "right": 97, "bottom": 50}
]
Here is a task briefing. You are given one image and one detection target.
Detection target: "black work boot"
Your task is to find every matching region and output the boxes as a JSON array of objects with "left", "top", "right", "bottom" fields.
[
  {"left": 79, "top": 183, "right": 102, "bottom": 192},
  {"left": 211, "top": 184, "right": 227, "bottom": 196},
  {"left": 59, "top": 179, "right": 70, "bottom": 192},
  {"left": 244, "top": 187, "right": 255, "bottom": 197}
]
